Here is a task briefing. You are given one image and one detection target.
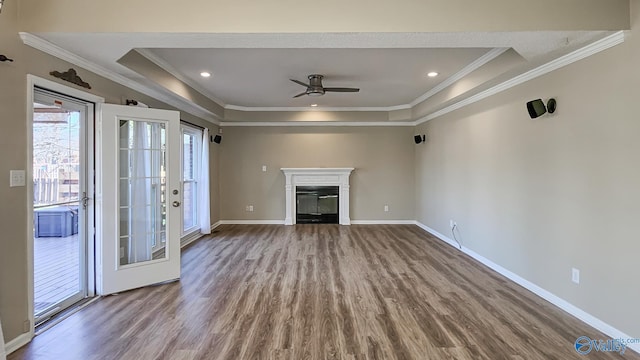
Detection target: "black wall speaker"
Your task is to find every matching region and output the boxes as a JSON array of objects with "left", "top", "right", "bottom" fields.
[
  {"left": 212, "top": 135, "right": 222, "bottom": 144},
  {"left": 527, "top": 98, "right": 557, "bottom": 119},
  {"left": 527, "top": 99, "right": 547, "bottom": 119},
  {"left": 414, "top": 135, "right": 425, "bottom": 144}
]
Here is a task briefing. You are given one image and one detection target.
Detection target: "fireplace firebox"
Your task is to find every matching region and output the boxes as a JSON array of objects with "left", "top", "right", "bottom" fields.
[{"left": 296, "top": 186, "right": 339, "bottom": 224}]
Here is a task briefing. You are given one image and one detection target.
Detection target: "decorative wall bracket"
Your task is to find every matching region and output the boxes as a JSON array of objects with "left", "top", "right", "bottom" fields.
[{"left": 50, "top": 68, "right": 91, "bottom": 89}]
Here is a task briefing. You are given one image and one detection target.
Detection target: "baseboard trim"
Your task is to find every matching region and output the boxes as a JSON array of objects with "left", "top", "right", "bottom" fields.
[
  {"left": 414, "top": 221, "right": 640, "bottom": 355},
  {"left": 218, "top": 220, "right": 285, "bottom": 225},
  {"left": 181, "top": 221, "right": 227, "bottom": 248},
  {"left": 5, "top": 331, "right": 32, "bottom": 355},
  {"left": 219, "top": 220, "right": 417, "bottom": 225},
  {"left": 180, "top": 231, "right": 203, "bottom": 249},
  {"left": 351, "top": 220, "right": 417, "bottom": 225}
]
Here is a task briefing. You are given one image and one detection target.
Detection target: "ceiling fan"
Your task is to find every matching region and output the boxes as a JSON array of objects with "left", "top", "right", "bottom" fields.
[{"left": 290, "top": 74, "right": 360, "bottom": 98}]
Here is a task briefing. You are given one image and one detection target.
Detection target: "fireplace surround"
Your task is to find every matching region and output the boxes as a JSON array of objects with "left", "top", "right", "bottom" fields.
[{"left": 281, "top": 168, "right": 354, "bottom": 225}]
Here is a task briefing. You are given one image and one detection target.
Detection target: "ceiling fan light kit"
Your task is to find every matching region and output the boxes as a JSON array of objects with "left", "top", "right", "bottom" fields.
[{"left": 291, "top": 74, "right": 360, "bottom": 98}]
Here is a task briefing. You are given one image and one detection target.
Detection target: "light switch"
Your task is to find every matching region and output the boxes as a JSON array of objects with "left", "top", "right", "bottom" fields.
[
  {"left": 10, "top": 170, "right": 26, "bottom": 187},
  {"left": 262, "top": 165, "right": 267, "bottom": 172}
]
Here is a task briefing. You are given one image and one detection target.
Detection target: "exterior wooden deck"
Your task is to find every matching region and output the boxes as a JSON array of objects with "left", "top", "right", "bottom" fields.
[{"left": 34, "top": 234, "right": 80, "bottom": 315}]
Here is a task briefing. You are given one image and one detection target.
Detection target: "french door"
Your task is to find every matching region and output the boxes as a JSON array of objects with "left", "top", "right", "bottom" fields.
[
  {"left": 32, "top": 88, "right": 91, "bottom": 324},
  {"left": 97, "top": 104, "right": 181, "bottom": 295}
]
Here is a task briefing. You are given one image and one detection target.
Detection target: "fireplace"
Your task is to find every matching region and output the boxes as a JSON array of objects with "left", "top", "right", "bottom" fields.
[
  {"left": 296, "top": 186, "right": 339, "bottom": 224},
  {"left": 281, "top": 168, "right": 354, "bottom": 225}
]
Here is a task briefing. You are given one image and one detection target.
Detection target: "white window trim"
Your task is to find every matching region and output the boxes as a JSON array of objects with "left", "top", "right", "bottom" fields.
[{"left": 180, "top": 123, "right": 202, "bottom": 237}]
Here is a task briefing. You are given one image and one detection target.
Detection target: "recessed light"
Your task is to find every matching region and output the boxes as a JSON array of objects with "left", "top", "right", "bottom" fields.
[
  {"left": 427, "top": 72, "right": 438, "bottom": 77},
  {"left": 310, "top": 104, "right": 318, "bottom": 107},
  {"left": 200, "top": 72, "right": 211, "bottom": 78}
]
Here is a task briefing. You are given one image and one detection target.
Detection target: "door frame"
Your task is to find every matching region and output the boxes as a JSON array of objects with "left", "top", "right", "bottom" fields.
[{"left": 26, "top": 75, "right": 104, "bottom": 337}]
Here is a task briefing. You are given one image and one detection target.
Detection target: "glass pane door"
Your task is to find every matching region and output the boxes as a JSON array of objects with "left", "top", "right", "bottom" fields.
[
  {"left": 119, "top": 120, "right": 167, "bottom": 264},
  {"left": 98, "top": 104, "right": 181, "bottom": 295},
  {"left": 33, "top": 89, "right": 89, "bottom": 324}
]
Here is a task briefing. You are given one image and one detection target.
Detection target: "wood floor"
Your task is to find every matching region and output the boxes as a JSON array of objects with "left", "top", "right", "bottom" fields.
[{"left": 10, "top": 224, "right": 638, "bottom": 360}]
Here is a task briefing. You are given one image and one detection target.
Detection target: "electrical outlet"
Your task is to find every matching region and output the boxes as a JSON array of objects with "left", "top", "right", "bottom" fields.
[
  {"left": 247, "top": 205, "right": 254, "bottom": 212},
  {"left": 384, "top": 205, "right": 389, "bottom": 212},
  {"left": 572, "top": 268, "right": 580, "bottom": 284}
]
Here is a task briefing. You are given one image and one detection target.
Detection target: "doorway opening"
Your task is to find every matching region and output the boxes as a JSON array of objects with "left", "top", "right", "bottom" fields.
[{"left": 32, "top": 87, "right": 94, "bottom": 325}]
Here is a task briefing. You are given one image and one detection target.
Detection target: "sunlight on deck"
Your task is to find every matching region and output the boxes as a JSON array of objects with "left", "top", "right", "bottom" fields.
[{"left": 34, "top": 234, "right": 79, "bottom": 314}]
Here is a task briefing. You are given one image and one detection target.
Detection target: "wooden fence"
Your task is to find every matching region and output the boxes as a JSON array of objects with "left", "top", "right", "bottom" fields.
[{"left": 33, "top": 177, "right": 61, "bottom": 205}]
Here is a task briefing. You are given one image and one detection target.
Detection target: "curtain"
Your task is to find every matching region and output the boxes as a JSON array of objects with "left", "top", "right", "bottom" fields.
[
  {"left": 129, "top": 121, "right": 152, "bottom": 263},
  {"left": 198, "top": 128, "right": 211, "bottom": 234}
]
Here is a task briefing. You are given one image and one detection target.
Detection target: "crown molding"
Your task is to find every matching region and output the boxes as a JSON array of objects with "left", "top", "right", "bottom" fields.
[
  {"left": 135, "top": 46, "right": 506, "bottom": 113},
  {"left": 220, "top": 121, "right": 414, "bottom": 127},
  {"left": 221, "top": 31, "right": 625, "bottom": 126},
  {"left": 223, "top": 31, "right": 624, "bottom": 128},
  {"left": 136, "top": 48, "right": 228, "bottom": 107},
  {"left": 19, "top": 32, "right": 221, "bottom": 125},
  {"left": 415, "top": 31, "right": 625, "bottom": 125},
  {"left": 409, "top": 47, "right": 508, "bottom": 107},
  {"left": 220, "top": 48, "right": 506, "bottom": 112},
  {"left": 21, "top": 31, "right": 624, "bottom": 128}
]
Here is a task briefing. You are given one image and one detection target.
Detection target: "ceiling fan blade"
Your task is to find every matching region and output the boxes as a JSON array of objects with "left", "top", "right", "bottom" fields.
[
  {"left": 290, "top": 79, "right": 310, "bottom": 88},
  {"left": 323, "top": 87, "right": 360, "bottom": 92},
  {"left": 293, "top": 91, "right": 308, "bottom": 98}
]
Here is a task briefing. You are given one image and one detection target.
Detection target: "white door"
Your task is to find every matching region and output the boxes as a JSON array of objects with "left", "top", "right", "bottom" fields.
[{"left": 97, "top": 104, "right": 181, "bottom": 295}]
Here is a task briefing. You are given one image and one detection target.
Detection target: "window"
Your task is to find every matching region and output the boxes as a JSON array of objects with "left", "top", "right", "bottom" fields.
[{"left": 181, "top": 124, "right": 202, "bottom": 235}]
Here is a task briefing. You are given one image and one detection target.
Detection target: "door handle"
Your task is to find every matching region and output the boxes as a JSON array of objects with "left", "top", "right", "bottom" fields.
[
  {"left": 82, "top": 192, "right": 90, "bottom": 209},
  {"left": 172, "top": 201, "right": 181, "bottom": 207}
]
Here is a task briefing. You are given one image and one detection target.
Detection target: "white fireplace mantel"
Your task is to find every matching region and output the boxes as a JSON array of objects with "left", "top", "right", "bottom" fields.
[{"left": 281, "top": 168, "right": 354, "bottom": 225}]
